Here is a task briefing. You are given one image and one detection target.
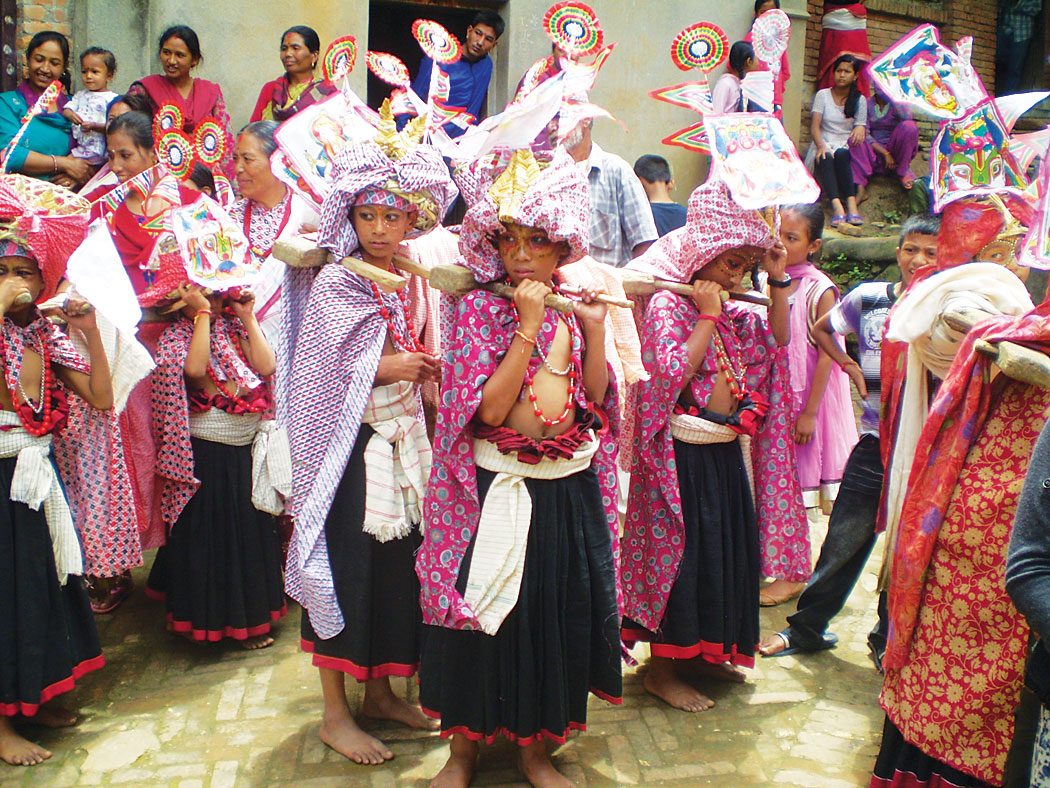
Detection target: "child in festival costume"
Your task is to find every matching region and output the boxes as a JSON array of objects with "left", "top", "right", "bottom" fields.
[
  {"left": 281, "top": 111, "right": 458, "bottom": 766},
  {"left": 417, "top": 149, "right": 622, "bottom": 788},
  {"left": 0, "top": 175, "right": 114, "bottom": 765},
  {"left": 143, "top": 245, "right": 287, "bottom": 650},
  {"left": 620, "top": 177, "right": 794, "bottom": 712},
  {"left": 759, "top": 202, "right": 857, "bottom": 606}
]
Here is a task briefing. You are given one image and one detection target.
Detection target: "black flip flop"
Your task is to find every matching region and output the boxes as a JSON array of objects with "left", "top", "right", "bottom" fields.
[{"left": 761, "top": 631, "right": 839, "bottom": 658}]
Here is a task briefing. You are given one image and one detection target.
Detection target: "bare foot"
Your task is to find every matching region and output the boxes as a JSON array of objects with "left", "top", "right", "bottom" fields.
[
  {"left": 758, "top": 632, "right": 790, "bottom": 657},
  {"left": 520, "top": 741, "right": 574, "bottom": 788},
  {"left": 429, "top": 735, "right": 478, "bottom": 788},
  {"left": 23, "top": 704, "right": 78, "bottom": 728},
  {"left": 0, "top": 718, "right": 51, "bottom": 766},
  {"left": 361, "top": 691, "right": 439, "bottom": 731},
  {"left": 759, "top": 579, "right": 805, "bottom": 607},
  {"left": 643, "top": 658, "right": 714, "bottom": 712},
  {"left": 319, "top": 714, "right": 393, "bottom": 766},
  {"left": 686, "top": 658, "right": 746, "bottom": 683},
  {"left": 241, "top": 634, "right": 275, "bottom": 650}
]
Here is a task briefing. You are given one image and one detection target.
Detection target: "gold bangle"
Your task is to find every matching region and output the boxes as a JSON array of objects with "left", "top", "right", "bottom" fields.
[
  {"left": 514, "top": 330, "right": 536, "bottom": 345},
  {"left": 193, "top": 309, "right": 212, "bottom": 325}
]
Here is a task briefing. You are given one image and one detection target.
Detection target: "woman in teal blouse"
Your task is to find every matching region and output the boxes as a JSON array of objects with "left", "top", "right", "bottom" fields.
[{"left": 0, "top": 31, "right": 93, "bottom": 188}]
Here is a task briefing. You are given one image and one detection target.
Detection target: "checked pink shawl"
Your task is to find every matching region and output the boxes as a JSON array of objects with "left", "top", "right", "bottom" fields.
[
  {"left": 152, "top": 315, "right": 264, "bottom": 526},
  {"left": 417, "top": 289, "right": 622, "bottom": 630},
  {"left": 283, "top": 261, "right": 425, "bottom": 639}
]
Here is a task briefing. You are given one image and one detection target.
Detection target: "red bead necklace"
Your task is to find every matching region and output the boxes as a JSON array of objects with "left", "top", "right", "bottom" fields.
[
  {"left": 243, "top": 194, "right": 292, "bottom": 262},
  {"left": 508, "top": 279, "right": 577, "bottom": 427},
  {"left": 711, "top": 328, "right": 748, "bottom": 399},
  {"left": 369, "top": 270, "right": 428, "bottom": 354},
  {"left": 0, "top": 326, "right": 54, "bottom": 437},
  {"left": 202, "top": 316, "right": 267, "bottom": 414}
]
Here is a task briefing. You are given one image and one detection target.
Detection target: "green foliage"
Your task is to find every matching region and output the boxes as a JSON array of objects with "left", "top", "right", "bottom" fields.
[
  {"left": 882, "top": 209, "right": 903, "bottom": 225},
  {"left": 818, "top": 252, "right": 896, "bottom": 291}
]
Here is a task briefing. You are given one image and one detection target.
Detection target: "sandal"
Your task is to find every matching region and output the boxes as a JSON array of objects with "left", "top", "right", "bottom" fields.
[
  {"left": 759, "top": 630, "right": 839, "bottom": 658},
  {"left": 829, "top": 214, "right": 846, "bottom": 228},
  {"left": 847, "top": 213, "right": 864, "bottom": 226},
  {"left": 90, "top": 574, "right": 134, "bottom": 615}
]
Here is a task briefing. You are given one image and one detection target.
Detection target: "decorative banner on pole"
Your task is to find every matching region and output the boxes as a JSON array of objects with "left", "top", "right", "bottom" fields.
[
  {"left": 704, "top": 113, "right": 820, "bottom": 209},
  {"left": 868, "top": 24, "right": 986, "bottom": 120},
  {"left": 272, "top": 91, "right": 378, "bottom": 211},
  {"left": 750, "top": 8, "right": 791, "bottom": 79},
  {"left": 670, "top": 23, "right": 728, "bottom": 72},
  {"left": 412, "top": 20, "right": 462, "bottom": 64},
  {"left": 662, "top": 121, "right": 710, "bottom": 154},
  {"left": 543, "top": 2, "right": 604, "bottom": 58},
  {"left": 367, "top": 51, "right": 411, "bottom": 87},
  {"left": 169, "top": 196, "right": 257, "bottom": 289},
  {"left": 648, "top": 81, "right": 713, "bottom": 115},
  {"left": 931, "top": 98, "right": 1027, "bottom": 212},
  {"left": 1, "top": 80, "right": 62, "bottom": 171},
  {"left": 322, "top": 36, "right": 358, "bottom": 83}
]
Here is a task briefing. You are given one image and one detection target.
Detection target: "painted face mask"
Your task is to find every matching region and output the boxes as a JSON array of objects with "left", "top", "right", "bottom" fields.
[
  {"left": 932, "top": 100, "right": 1026, "bottom": 212},
  {"left": 868, "top": 24, "right": 986, "bottom": 121}
]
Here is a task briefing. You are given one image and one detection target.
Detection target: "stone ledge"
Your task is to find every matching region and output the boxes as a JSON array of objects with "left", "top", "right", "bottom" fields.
[{"left": 866, "top": 0, "right": 948, "bottom": 24}]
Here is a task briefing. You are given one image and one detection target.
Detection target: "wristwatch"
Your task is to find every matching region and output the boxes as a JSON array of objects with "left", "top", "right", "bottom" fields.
[{"left": 767, "top": 276, "right": 791, "bottom": 289}]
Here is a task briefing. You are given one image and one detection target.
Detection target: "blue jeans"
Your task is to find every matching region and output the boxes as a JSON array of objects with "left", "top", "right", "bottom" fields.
[{"left": 784, "top": 434, "right": 887, "bottom": 651}]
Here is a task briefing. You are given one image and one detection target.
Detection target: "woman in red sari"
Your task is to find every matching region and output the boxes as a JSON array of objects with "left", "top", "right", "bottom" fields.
[
  {"left": 249, "top": 26, "right": 335, "bottom": 123},
  {"left": 126, "top": 25, "right": 235, "bottom": 180},
  {"left": 817, "top": 1, "right": 872, "bottom": 96},
  {"left": 99, "top": 110, "right": 197, "bottom": 569}
]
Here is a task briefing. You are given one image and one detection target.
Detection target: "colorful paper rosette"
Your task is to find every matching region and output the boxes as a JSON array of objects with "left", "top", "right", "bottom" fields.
[
  {"left": 322, "top": 36, "right": 358, "bottom": 83},
  {"left": 750, "top": 9, "right": 791, "bottom": 64},
  {"left": 543, "top": 1, "right": 603, "bottom": 58},
  {"left": 193, "top": 118, "right": 225, "bottom": 167},
  {"left": 153, "top": 104, "right": 184, "bottom": 140},
  {"left": 366, "top": 51, "right": 411, "bottom": 88},
  {"left": 157, "top": 131, "right": 195, "bottom": 180},
  {"left": 412, "top": 19, "right": 462, "bottom": 64},
  {"left": 671, "top": 23, "right": 728, "bottom": 73}
]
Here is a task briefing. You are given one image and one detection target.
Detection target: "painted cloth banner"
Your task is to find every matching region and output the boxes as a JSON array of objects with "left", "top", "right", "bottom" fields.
[{"left": 704, "top": 113, "right": 819, "bottom": 209}]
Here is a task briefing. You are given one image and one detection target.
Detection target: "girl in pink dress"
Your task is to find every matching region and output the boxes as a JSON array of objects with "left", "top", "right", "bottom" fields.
[{"left": 762, "top": 202, "right": 858, "bottom": 606}]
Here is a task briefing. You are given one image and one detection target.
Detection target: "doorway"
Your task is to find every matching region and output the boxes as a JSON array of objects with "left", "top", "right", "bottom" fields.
[{"left": 366, "top": 0, "right": 501, "bottom": 112}]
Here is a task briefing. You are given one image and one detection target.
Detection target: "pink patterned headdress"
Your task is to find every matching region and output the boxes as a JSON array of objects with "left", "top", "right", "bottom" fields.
[
  {"left": 458, "top": 148, "right": 589, "bottom": 283},
  {"left": 680, "top": 177, "right": 773, "bottom": 279}
]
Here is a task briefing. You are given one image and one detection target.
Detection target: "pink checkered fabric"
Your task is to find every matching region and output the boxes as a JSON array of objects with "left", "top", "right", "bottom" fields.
[{"left": 317, "top": 141, "right": 458, "bottom": 258}]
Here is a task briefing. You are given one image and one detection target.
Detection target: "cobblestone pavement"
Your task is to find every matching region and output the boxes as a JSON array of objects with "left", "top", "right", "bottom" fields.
[{"left": 3, "top": 515, "right": 886, "bottom": 787}]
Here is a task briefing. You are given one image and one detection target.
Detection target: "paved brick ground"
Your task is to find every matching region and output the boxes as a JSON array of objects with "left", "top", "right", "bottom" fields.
[{"left": 1, "top": 515, "right": 886, "bottom": 787}]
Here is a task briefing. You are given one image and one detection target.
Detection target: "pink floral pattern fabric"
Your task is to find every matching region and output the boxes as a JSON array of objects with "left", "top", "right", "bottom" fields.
[
  {"left": 620, "top": 291, "right": 806, "bottom": 631},
  {"left": 416, "top": 290, "right": 622, "bottom": 630}
]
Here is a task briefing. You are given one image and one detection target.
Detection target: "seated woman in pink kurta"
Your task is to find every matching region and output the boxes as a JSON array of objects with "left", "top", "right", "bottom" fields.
[{"left": 126, "top": 25, "right": 235, "bottom": 181}]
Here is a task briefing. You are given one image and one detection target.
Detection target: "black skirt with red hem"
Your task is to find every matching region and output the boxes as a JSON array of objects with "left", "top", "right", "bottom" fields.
[
  {"left": 146, "top": 438, "right": 286, "bottom": 642},
  {"left": 622, "top": 438, "right": 760, "bottom": 669},
  {"left": 0, "top": 456, "right": 104, "bottom": 716},
  {"left": 299, "top": 424, "right": 424, "bottom": 679},
  {"left": 870, "top": 717, "right": 994, "bottom": 788},
  {"left": 419, "top": 464, "right": 622, "bottom": 747}
]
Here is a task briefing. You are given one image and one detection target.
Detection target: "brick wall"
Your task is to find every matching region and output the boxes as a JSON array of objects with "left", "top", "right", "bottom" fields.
[
  {"left": 798, "top": 0, "right": 1000, "bottom": 155},
  {"left": 16, "top": 0, "right": 74, "bottom": 58}
]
